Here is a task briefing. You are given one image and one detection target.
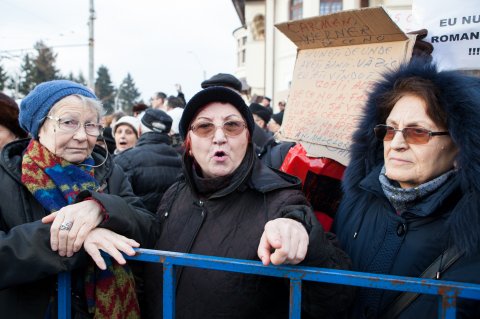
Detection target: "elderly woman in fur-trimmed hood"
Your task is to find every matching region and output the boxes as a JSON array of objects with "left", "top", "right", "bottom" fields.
[{"left": 333, "top": 59, "right": 480, "bottom": 319}]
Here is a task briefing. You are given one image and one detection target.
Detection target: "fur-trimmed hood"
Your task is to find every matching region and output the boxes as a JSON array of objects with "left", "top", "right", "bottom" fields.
[{"left": 343, "top": 59, "right": 480, "bottom": 255}]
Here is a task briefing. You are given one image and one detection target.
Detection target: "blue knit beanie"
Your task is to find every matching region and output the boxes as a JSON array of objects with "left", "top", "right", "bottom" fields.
[{"left": 19, "top": 80, "right": 97, "bottom": 138}]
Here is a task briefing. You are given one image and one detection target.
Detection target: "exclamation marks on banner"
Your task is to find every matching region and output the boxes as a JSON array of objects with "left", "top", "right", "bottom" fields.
[{"left": 468, "top": 48, "right": 480, "bottom": 55}]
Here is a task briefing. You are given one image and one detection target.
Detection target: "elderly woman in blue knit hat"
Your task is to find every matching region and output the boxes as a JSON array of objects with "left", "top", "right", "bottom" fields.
[{"left": 0, "top": 80, "right": 156, "bottom": 318}]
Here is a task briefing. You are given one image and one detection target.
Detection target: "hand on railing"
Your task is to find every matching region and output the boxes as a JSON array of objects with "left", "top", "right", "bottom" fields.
[
  {"left": 83, "top": 228, "right": 139, "bottom": 270},
  {"left": 257, "top": 218, "right": 309, "bottom": 266}
]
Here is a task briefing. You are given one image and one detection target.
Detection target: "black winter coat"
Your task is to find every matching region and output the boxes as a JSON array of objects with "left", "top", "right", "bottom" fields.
[
  {"left": 143, "top": 147, "right": 354, "bottom": 319},
  {"left": 114, "top": 132, "right": 182, "bottom": 213},
  {"left": 333, "top": 61, "right": 480, "bottom": 318},
  {"left": 0, "top": 139, "right": 156, "bottom": 319}
]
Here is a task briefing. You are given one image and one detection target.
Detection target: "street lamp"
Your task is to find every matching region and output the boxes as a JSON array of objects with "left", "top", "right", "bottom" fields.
[{"left": 187, "top": 51, "right": 207, "bottom": 81}]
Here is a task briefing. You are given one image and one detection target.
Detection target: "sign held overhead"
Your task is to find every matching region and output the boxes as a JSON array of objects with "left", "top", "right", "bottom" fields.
[{"left": 276, "top": 7, "right": 415, "bottom": 166}]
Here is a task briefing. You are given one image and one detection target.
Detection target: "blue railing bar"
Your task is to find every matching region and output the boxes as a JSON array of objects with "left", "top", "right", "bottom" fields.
[
  {"left": 290, "top": 279, "right": 302, "bottom": 319},
  {"left": 163, "top": 263, "right": 176, "bottom": 319},
  {"left": 125, "top": 248, "right": 480, "bottom": 300},
  {"left": 58, "top": 272, "right": 71, "bottom": 319}
]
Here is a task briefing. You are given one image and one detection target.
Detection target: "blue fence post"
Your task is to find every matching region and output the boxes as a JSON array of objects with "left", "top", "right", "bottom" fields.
[
  {"left": 57, "top": 272, "right": 71, "bottom": 319},
  {"left": 439, "top": 292, "right": 457, "bottom": 319},
  {"left": 163, "top": 262, "right": 176, "bottom": 319},
  {"left": 289, "top": 279, "right": 302, "bottom": 319}
]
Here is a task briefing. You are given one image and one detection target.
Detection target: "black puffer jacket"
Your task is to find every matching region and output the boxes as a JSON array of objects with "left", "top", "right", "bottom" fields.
[
  {"left": 114, "top": 132, "right": 182, "bottom": 213},
  {"left": 143, "top": 146, "right": 354, "bottom": 319},
  {"left": 0, "top": 138, "right": 156, "bottom": 318}
]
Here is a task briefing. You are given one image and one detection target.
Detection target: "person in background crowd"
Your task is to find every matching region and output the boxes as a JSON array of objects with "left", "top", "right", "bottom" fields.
[
  {"left": 175, "top": 83, "right": 186, "bottom": 105},
  {"left": 132, "top": 102, "right": 149, "bottom": 117},
  {"left": 114, "top": 108, "right": 182, "bottom": 213},
  {"left": 277, "top": 100, "right": 286, "bottom": 112},
  {"left": 112, "top": 115, "right": 140, "bottom": 154},
  {"left": 96, "top": 126, "right": 116, "bottom": 154},
  {"left": 165, "top": 95, "right": 184, "bottom": 140},
  {"left": 250, "top": 102, "right": 273, "bottom": 132},
  {"left": 150, "top": 91, "right": 167, "bottom": 110},
  {"left": 106, "top": 111, "right": 126, "bottom": 128},
  {"left": 268, "top": 111, "right": 284, "bottom": 135},
  {"left": 0, "top": 92, "right": 27, "bottom": 149},
  {"left": 0, "top": 80, "right": 154, "bottom": 318},
  {"left": 261, "top": 96, "right": 273, "bottom": 114},
  {"left": 83, "top": 86, "right": 354, "bottom": 319},
  {"left": 334, "top": 59, "right": 480, "bottom": 318},
  {"left": 201, "top": 72, "right": 243, "bottom": 92}
]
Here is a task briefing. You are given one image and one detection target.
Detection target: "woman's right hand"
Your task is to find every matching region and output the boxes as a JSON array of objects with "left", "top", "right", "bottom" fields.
[
  {"left": 42, "top": 200, "right": 104, "bottom": 257},
  {"left": 83, "top": 228, "right": 139, "bottom": 270}
]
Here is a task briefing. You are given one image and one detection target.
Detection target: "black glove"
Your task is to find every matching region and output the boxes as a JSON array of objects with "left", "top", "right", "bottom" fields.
[{"left": 408, "top": 29, "right": 434, "bottom": 60}]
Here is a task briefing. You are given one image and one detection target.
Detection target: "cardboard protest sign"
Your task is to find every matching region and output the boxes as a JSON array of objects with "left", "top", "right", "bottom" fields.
[
  {"left": 413, "top": 0, "right": 479, "bottom": 70},
  {"left": 276, "top": 7, "right": 414, "bottom": 166}
]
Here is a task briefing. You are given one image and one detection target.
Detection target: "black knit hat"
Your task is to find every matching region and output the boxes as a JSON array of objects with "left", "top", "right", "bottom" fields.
[
  {"left": 201, "top": 73, "right": 242, "bottom": 92},
  {"left": 0, "top": 93, "right": 27, "bottom": 138},
  {"left": 271, "top": 111, "right": 284, "bottom": 125},
  {"left": 249, "top": 103, "right": 271, "bottom": 124},
  {"left": 179, "top": 86, "right": 254, "bottom": 140}
]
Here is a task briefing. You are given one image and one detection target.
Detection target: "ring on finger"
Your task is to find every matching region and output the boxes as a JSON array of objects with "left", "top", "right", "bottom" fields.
[{"left": 59, "top": 221, "right": 73, "bottom": 231}]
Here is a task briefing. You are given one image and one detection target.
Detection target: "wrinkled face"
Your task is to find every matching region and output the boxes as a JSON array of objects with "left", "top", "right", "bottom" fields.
[
  {"left": 38, "top": 96, "right": 100, "bottom": 163},
  {"left": 0, "top": 124, "right": 16, "bottom": 150},
  {"left": 383, "top": 95, "right": 458, "bottom": 188},
  {"left": 114, "top": 124, "right": 138, "bottom": 152},
  {"left": 189, "top": 102, "right": 249, "bottom": 178}
]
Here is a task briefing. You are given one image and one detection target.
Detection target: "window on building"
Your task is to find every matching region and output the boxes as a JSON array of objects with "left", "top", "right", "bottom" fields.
[
  {"left": 290, "top": 0, "right": 303, "bottom": 20},
  {"left": 237, "top": 35, "right": 247, "bottom": 67},
  {"left": 319, "top": 0, "right": 343, "bottom": 15}
]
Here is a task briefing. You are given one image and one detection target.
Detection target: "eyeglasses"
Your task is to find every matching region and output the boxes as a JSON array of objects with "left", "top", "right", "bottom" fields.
[
  {"left": 190, "top": 120, "right": 246, "bottom": 138},
  {"left": 46, "top": 116, "right": 104, "bottom": 137},
  {"left": 374, "top": 124, "right": 449, "bottom": 145}
]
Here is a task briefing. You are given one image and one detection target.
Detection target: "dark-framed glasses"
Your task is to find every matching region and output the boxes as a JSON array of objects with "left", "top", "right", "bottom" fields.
[
  {"left": 190, "top": 120, "right": 246, "bottom": 138},
  {"left": 46, "top": 116, "right": 104, "bottom": 137},
  {"left": 374, "top": 124, "right": 449, "bottom": 145}
]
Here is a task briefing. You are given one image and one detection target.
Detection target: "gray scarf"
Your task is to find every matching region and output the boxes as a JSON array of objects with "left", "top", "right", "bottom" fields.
[{"left": 379, "top": 165, "right": 455, "bottom": 214}]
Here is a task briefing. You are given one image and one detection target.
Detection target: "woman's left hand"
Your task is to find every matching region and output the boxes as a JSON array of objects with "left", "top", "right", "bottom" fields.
[
  {"left": 84, "top": 228, "right": 139, "bottom": 270},
  {"left": 42, "top": 200, "right": 104, "bottom": 257},
  {"left": 257, "top": 218, "right": 309, "bottom": 266}
]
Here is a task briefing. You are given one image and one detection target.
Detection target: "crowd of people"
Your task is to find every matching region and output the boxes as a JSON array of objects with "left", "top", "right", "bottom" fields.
[{"left": 1, "top": 54, "right": 480, "bottom": 318}]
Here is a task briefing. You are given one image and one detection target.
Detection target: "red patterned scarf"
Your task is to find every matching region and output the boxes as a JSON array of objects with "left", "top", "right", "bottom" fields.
[{"left": 21, "top": 139, "right": 140, "bottom": 318}]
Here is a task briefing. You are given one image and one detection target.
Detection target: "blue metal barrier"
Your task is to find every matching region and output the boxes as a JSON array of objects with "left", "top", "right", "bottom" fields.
[{"left": 58, "top": 248, "right": 480, "bottom": 319}]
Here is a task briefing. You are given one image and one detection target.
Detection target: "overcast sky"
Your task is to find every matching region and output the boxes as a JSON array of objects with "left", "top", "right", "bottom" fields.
[{"left": 1, "top": 0, "right": 242, "bottom": 102}]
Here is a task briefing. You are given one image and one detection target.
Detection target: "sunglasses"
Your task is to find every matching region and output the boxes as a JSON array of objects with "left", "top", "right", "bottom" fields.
[
  {"left": 190, "top": 120, "right": 246, "bottom": 138},
  {"left": 373, "top": 124, "right": 449, "bottom": 144}
]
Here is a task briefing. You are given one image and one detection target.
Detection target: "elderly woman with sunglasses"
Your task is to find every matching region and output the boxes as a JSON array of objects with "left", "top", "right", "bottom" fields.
[
  {"left": 84, "top": 86, "right": 354, "bottom": 318},
  {"left": 0, "top": 80, "right": 156, "bottom": 318},
  {"left": 333, "top": 59, "right": 480, "bottom": 318}
]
